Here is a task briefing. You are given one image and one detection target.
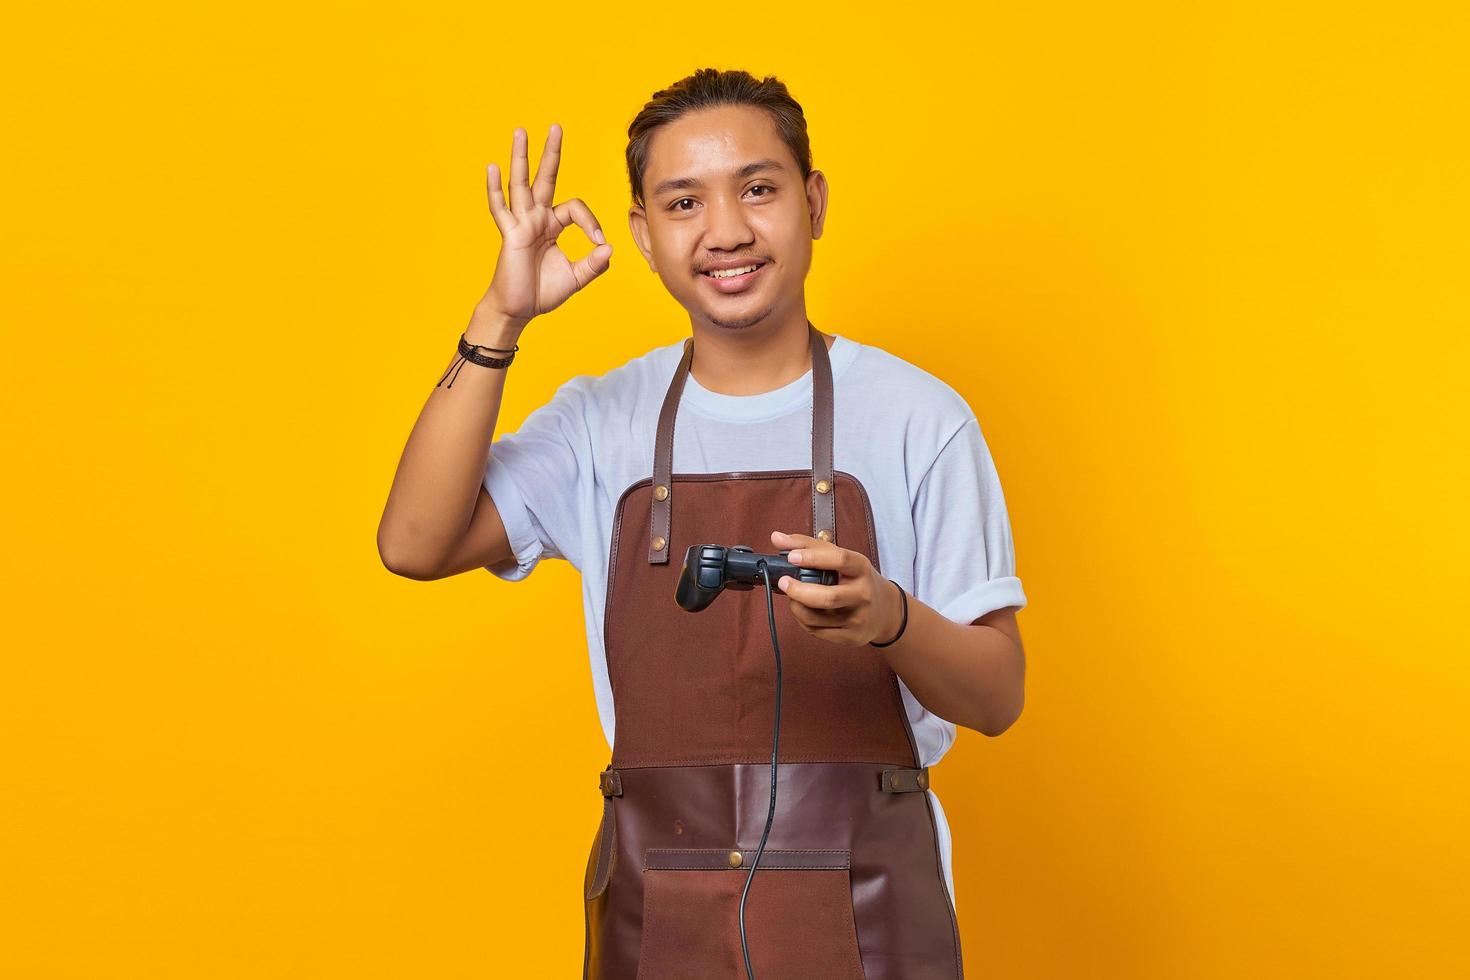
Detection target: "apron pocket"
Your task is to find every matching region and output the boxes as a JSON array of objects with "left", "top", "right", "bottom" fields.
[{"left": 636, "top": 848, "right": 865, "bottom": 980}]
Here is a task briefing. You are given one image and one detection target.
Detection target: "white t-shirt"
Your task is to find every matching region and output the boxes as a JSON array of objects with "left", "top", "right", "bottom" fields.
[{"left": 481, "top": 332, "right": 1027, "bottom": 907}]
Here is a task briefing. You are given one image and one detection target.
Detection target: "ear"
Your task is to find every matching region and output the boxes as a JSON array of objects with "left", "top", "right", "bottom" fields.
[
  {"left": 806, "top": 170, "right": 830, "bottom": 240},
  {"left": 628, "top": 205, "right": 657, "bottom": 271}
]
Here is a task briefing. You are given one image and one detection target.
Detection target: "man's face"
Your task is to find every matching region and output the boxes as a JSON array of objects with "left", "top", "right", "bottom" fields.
[{"left": 629, "top": 104, "right": 827, "bottom": 332}]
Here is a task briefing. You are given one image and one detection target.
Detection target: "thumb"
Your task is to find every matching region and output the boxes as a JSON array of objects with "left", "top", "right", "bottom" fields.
[{"left": 572, "top": 243, "right": 613, "bottom": 287}]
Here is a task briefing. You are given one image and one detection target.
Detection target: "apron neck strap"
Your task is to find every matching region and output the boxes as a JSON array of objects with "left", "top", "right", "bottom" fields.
[{"left": 647, "top": 320, "right": 836, "bottom": 565}]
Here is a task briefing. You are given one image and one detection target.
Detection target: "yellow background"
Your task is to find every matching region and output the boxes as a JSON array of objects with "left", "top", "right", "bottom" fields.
[{"left": 3, "top": 2, "right": 1466, "bottom": 976}]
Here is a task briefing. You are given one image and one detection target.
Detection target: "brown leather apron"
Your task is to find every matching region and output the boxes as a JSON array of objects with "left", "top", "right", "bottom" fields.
[{"left": 582, "top": 322, "right": 964, "bottom": 979}]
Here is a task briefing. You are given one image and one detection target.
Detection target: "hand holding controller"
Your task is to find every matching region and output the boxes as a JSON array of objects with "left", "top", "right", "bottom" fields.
[{"left": 675, "top": 544, "right": 838, "bottom": 612}]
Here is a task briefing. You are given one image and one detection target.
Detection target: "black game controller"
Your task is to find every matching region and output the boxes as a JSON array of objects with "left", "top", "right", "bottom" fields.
[{"left": 675, "top": 544, "right": 838, "bottom": 612}]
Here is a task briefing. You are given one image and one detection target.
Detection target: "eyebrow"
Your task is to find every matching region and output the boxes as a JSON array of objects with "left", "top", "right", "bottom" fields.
[{"left": 650, "top": 158, "right": 788, "bottom": 200}]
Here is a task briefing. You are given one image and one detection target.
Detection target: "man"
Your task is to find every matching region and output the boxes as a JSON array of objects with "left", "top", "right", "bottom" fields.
[{"left": 378, "top": 67, "right": 1027, "bottom": 979}]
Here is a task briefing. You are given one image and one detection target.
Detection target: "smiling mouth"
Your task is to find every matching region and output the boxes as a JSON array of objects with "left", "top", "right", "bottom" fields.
[{"left": 700, "top": 261, "right": 767, "bottom": 279}]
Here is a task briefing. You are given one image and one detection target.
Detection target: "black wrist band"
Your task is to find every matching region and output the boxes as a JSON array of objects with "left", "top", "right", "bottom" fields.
[
  {"left": 437, "top": 333, "right": 518, "bottom": 388},
  {"left": 869, "top": 579, "right": 908, "bottom": 648},
  {"left": 459, "top": 333, "right": 519, "bottom": 363}
]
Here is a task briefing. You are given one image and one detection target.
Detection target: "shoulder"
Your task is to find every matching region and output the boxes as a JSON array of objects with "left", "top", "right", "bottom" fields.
[
  {"left": 536, "top": 338, "right": 686, "bottom": 416},
  {"left": 841, "top": 337, "right": 978, "bottom": 444},
  {"left": 576, "top": 338, "right": 687, "bottom": 407}
]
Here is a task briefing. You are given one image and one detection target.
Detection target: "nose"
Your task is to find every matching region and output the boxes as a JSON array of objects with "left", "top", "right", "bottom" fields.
[{"left": 701, "top": 192, "right": 755, "bottom": 252}]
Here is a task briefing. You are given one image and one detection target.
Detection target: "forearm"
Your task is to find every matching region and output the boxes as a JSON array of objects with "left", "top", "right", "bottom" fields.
[
  {"left": 376, "top": 302, "right": 526, "bottom": 578},
  {"left": 872, "top": 586, "right": 1024, "bottom": 737}
]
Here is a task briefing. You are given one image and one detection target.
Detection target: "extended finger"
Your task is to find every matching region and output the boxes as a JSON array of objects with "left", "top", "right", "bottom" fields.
[
  {"left": 772, "top": 530, "right": 817, "bottom": 548},
  {"left": 531, "top": 123, "right": 562, "bottom": 208},
  {"left": 772, "top": 531, "right": 831, "bottom": 564},
  {"left": 784, "top": 542, "right": 843, "bottom": 570},
  {"left": 508, "top": 127, "right": 533, "bottom": 213},
  {"left": 552, "top": 197, "right": 608, "bottom": 248},
  {"left": 782, "top": 539, "right": 860, "bottom": 577},
  {"left": 485, "top": 162, "right": 513, "bottom": 233}
]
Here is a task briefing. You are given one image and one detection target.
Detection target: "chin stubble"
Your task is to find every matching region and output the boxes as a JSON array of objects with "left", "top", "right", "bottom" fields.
[{"left": 706, "top": 305, "right": 777, "bottom": 331}]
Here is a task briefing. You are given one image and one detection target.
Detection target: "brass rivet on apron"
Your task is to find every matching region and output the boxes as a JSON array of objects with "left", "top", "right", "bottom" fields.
[
  {"left": 917, "top": 770, "right": 929, "bottom": 790},
  {"left": 816, "top": 529, "right": 832, "bottom": 542},
  {"left": 728, "top": 850, "right": 743, "bottom": 868},
  {"left": 652, "top": 535, "right": 666, "bottom": 552},
  {"left": 890, "top": 772, "right": 902, "bottom": 790},
  {"left": 815, "top": 479, "right": 831, "bottom": 494},
  {"left": 654, "top": 484, "right": 669, "bottom": 501}
]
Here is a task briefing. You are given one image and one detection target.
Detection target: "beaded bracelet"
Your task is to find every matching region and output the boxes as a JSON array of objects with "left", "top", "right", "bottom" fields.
[
  {"left": 437, "top": 332, "right": 519, "bottom": 388},
  {"left": 869, "top": 579, "right": 909, "bottom": 648}
]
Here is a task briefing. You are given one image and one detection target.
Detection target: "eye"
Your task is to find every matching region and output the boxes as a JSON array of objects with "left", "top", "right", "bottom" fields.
[
  {"left": 748, "top": 183, "right": 775, "bottom": 198},
  {"left": 670, "top": 197, "right": 696, "bottom": 212}
]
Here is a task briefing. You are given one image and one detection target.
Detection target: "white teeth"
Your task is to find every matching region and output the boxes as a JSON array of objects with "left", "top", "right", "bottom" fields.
[{"left": 705, "top": 264, "right": 760, "bottom": 279}]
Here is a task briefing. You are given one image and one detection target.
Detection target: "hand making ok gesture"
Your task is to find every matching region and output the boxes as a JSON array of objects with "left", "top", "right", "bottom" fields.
[{"left": 478, "top": 124, "right": 613, "bottom": 328}]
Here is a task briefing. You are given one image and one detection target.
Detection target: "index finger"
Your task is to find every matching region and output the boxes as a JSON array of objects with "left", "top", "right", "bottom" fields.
[
  {"left": 531, "top": 123, "right": 562, "bottom": 208},
  {"left": 787, "top": 541, "right": 859, "bottom": 576},
  {"left": 552, "top": 197, "right": 607, "bottom": 247}
]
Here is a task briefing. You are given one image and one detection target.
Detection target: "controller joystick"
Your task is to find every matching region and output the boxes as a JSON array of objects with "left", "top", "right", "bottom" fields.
[{"left": 675, "top": 543, "right": 838, "bottom": 612}]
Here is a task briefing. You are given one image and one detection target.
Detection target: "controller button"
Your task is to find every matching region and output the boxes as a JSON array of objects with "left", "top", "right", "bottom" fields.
[
  {"left": 815, "top": 479, "right": 831, "bottom": 494},
  {"left": 653, "top": 484, "right": 669, "bottom": 501},
  {"left": 652, "top": 535, "right": 667, "bottom": 552},
  {"left": 816, "top": 529, "right": 832, "bottom": 542},
  {"left": 727, "top": 850, "right": 743, "bottom": 868}
]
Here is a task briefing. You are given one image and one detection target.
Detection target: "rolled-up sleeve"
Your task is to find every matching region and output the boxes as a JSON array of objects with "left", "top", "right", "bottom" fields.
[
  {"left": 481, "top": 378, "right": 591, "bottom": 581},
  {"left": 911, "top": 417, "right": 1028, "bottom": 624}
]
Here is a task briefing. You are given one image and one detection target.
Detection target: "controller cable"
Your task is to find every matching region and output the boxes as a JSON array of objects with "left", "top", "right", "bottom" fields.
[{"left": 739, "top": 561, "right": 783, "bottom": 980}]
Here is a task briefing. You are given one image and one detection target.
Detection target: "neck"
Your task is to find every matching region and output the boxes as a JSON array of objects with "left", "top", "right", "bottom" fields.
[{"left": 688, "top": 307, "right": 834, "bottom": 396}]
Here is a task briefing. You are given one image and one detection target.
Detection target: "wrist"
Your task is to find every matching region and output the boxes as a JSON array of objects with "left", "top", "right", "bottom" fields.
[
  {"left": 466, "top": 304, "right": 529, "bottom": 349},
  {"left": 871, "top": 578, "right": 908, "bottom": 648}
]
